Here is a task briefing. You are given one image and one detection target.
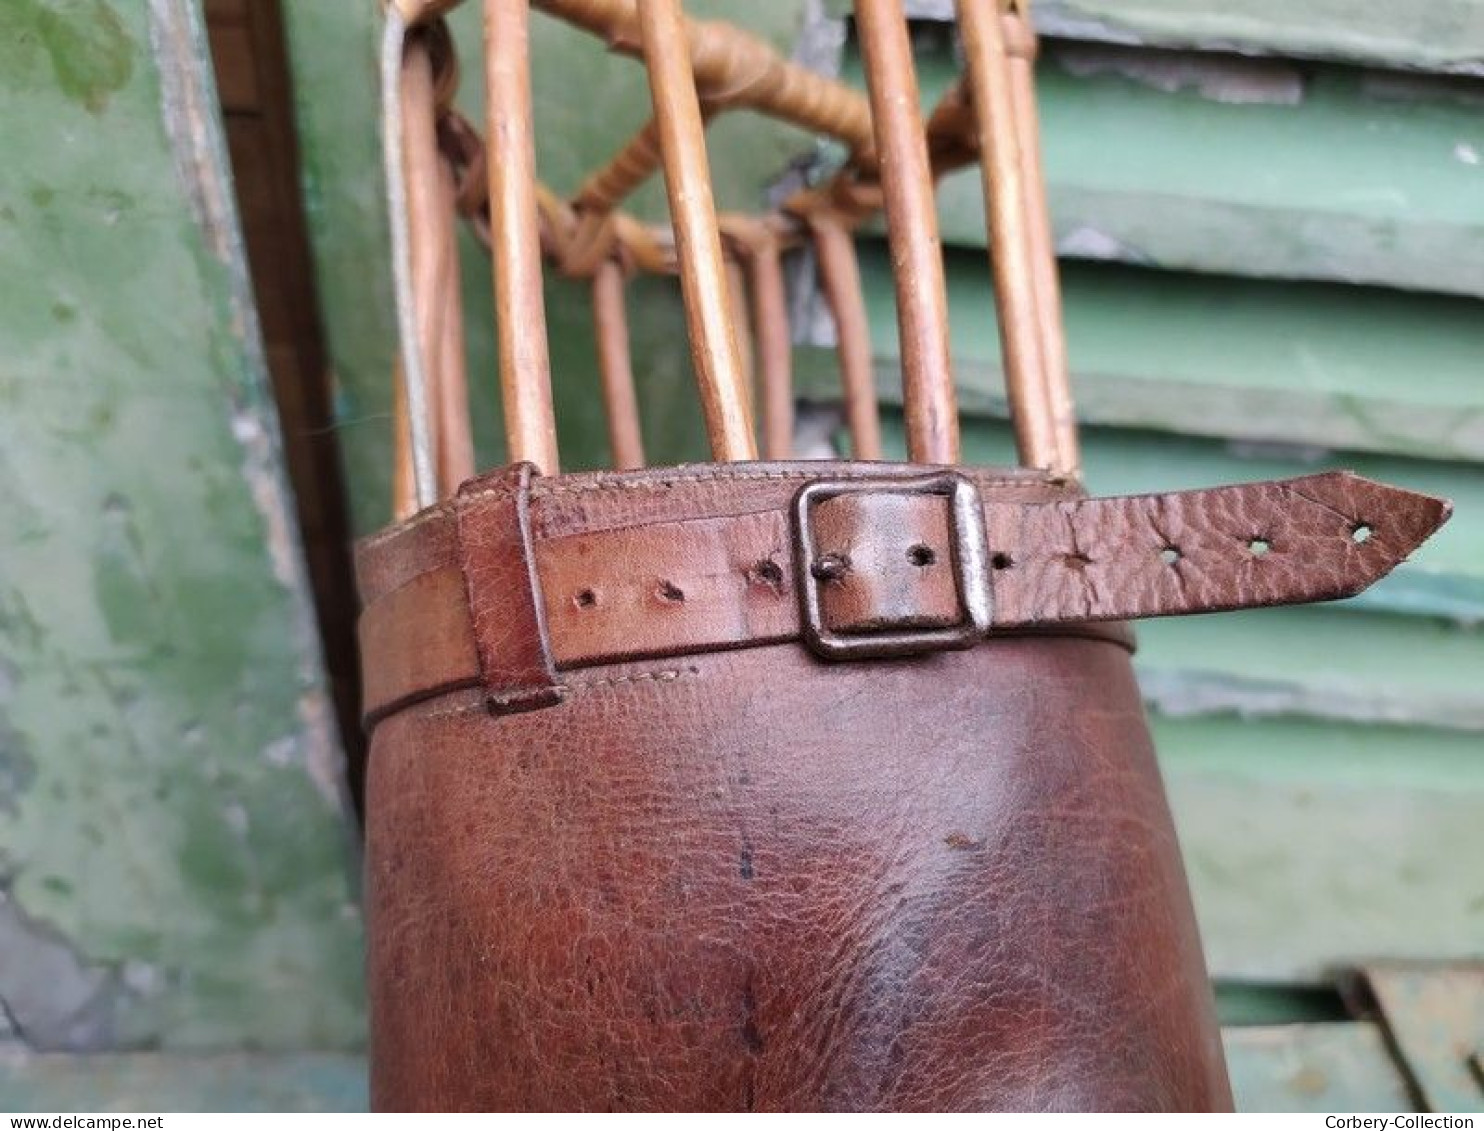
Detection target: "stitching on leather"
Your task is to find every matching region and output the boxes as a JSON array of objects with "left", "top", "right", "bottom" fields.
[
  {"left": 532, "top": 469, "right": 1048, "bottom": 496},
  {"left": 561, "top": 665, "right": 701, "bottom": 694},
  {"left": 359, "top": 472, "right": 527, "bottom": 552},
  {"left": 363, "top": 468, "right": 1071, "bottom": 550},
  {"left": 415, "top": 665, "right": 702, "bottom": 720},
  {"left": 359, "top": 496, "right": 462, "bottom": 551}
]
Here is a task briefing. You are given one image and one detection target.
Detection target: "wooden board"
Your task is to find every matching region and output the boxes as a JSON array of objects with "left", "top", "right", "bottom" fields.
[
  {"left": 942, "top": 50, "right": 1484, "bottom": 298},
  {"left": 839, "top": 36, "right": 1484, "bottom": 298},
  {"left": 1224, "top": 1024, "right": 1415, "bottom": 1112},
  {"left": 825, "top": 0, "right": 1484, "bottom": 75},
  {"left": 1157, "top": 714, "right": 1484, "bottom": 982},
  {"left": 798, "top": 244, "right": 1484, "bottom": 463}
]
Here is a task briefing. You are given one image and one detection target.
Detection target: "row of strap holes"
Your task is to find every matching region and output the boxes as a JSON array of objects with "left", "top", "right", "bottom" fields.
[
  {"left": 576, "top": 582, "right": 685, "bottom": 609},
  {"left": 573, "top": 523, "right": 1378, "bottom": 606},
  {"left": 1155, "top": 523, "right": 1373, "bottom": 567},
  {"left": 574, "top": 547, "right": 959, "bottom": 611},
  {"left": 575, "top": 562, "right": 779, "bottom": 611}
]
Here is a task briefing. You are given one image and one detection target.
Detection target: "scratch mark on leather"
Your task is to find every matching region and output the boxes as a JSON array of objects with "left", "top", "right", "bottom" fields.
[
  {"left": 531, "top": 469, "right": 1042, "bottom": 498},
  {"left": 416, "top": 666, "right": 702, "bottom": 722},
  {"left": 1285, "top": 481, "right": 1357, "bottom": 528}
]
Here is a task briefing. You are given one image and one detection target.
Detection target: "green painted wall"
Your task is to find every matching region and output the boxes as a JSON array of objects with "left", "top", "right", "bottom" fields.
[
  {"left": 829, "top": 0, "right": 1484, "bottom": 74},
  {"left": 800, "top": 244, "right": 1484, "bottom": 463},
  {"left": 843, "top": 28, "right": 1484, "bottom": 299},
  {"left": 0, "top": 0, "right": 361, "bottom": 1059}
]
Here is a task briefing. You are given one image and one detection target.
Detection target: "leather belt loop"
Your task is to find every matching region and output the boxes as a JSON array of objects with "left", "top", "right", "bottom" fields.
[{"left": 455, "top": 462, "right": 565, "bottom": 714}]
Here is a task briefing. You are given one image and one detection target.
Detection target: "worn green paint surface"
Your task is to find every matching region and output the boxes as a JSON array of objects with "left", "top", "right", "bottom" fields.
[
  {"left": 1223, "top": 1024, "right": 1415, "bottom": 1112},
  {"left": 829, "top": 0, "right": 1484, "bottom": 74},
  {"left": 1157, "top": 714, "right": 1484, "bottom": 981},
  {"left": 0, "top": 0, "right": 361, "bottom": 1054},
  {"left": 940, "top": 51, "right": 1484, "bottom": 299},
  {"left": 800, "top": 242, "right": 1484, "bottom": 462},
  {"left": 282, "top": 0, "right": 816, "bottom": 536},
  {"left": 839, "top": 33, "right": 1484, "bottom": 298},
  {"left": 1033, "top": 0, "right": 1484, "bottom": 75},
  {"left": 0, "top": 1051, "right": 367, "bottom": 1113}
]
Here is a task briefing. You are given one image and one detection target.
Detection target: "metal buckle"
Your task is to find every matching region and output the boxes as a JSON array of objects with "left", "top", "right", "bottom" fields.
[{"left": 791, "top": 472, "right": 993, "bottom": 660}]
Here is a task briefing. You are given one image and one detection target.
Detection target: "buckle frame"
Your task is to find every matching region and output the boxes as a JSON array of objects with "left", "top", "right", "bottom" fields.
[{"left": 791, "top": 472, "right": 993, "bottom": 660}]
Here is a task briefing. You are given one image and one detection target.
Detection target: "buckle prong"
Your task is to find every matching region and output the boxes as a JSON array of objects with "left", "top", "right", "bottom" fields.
[{"left": 791, "top": 472, "right": 993, "bottom": 660}]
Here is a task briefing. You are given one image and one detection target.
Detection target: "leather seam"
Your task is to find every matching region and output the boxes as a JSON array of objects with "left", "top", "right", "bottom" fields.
[
  {"left": 529, "top": 469, "right": 1051, "bottom": 497},
  {"left": 412, "top": 665, "right": 703, "bottom": 720},
  {"left": 561, "top": 664, "right": 702, "bottom": 694},
  {"left": 359, "top": 469, "right": 1069, "bottom": 554},
  {"left": 358, "top": 495, "right": 465, "bottom": 551}
]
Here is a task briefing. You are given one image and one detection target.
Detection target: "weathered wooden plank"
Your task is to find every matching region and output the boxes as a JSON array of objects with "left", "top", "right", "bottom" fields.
[
  {"left": 0, "top": 0, "right": 363, "bottom": 1049},
  {"left": 1137, "top": 608, "right": 1483, "bottom": 730},
  {"left": 1156, "top": 714, "right": 1484, "bottom": 982},
  {"left": 954, "top": 50, "right": 1484, "bottom": 298},
  {"left": 0, "top": 1052, "right": 365, "bottom": 1113},
  {"left": 839, "top": 38, "right": 1484, "bottom": 298},
  {"left": 1223, "top": 1024, "right": 1415, "bottom": 1113},
  {"left": 797, "top": 245, "right": 1484, "bottom": 463},
  {"left": 1039, "top": 2, "right": 1484, "bottom": 77},
  {"left": 825, "top": 0, "right": 1484, "bottom": 75},
  {"left": 1362, "top": 965, "right": 1484, "bottom": 1113}
]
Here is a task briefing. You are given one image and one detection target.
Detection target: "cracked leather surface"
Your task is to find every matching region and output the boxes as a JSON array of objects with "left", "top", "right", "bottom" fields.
[{"left": 366, "top": 638, "right": 1231, "bottom": 1111}]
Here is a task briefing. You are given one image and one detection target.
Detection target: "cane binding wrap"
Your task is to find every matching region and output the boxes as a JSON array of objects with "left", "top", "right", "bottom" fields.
[{"left": 365, "top": 0, "right": 1450, "bottom": 1111}]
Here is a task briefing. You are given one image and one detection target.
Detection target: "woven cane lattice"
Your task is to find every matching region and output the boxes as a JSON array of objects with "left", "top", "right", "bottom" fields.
[{"left": 383, "top": 0, "right": 1076, "bottom": 516}]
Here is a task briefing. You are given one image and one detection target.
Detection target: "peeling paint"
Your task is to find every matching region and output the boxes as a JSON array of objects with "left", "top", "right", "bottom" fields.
[
  {"left": 0, "top": 0, "right": 136, "bottom": 114},
  {"left": 0, "top": 890, "right": 137, "bottom": 1053},
  {"left": 296, "top": 691, "right": 347, "bottom": 812},
  {"left": 1055, "top": 225, "right": 1151, "bottom": 263},
  {"left": 1052, "top": 42, "right": 1305, "bottom": 105},
  {"left": 0, "top": 661, "right": 36, "bottom": 816}
]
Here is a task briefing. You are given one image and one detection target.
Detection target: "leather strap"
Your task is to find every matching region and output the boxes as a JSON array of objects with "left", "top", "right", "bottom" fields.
[
  {"left": 357, "top": 463, "right": 1449, "bottom": 725},
  {"left": 455, "top": 463, "right": 564, "bottom": 713}
]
